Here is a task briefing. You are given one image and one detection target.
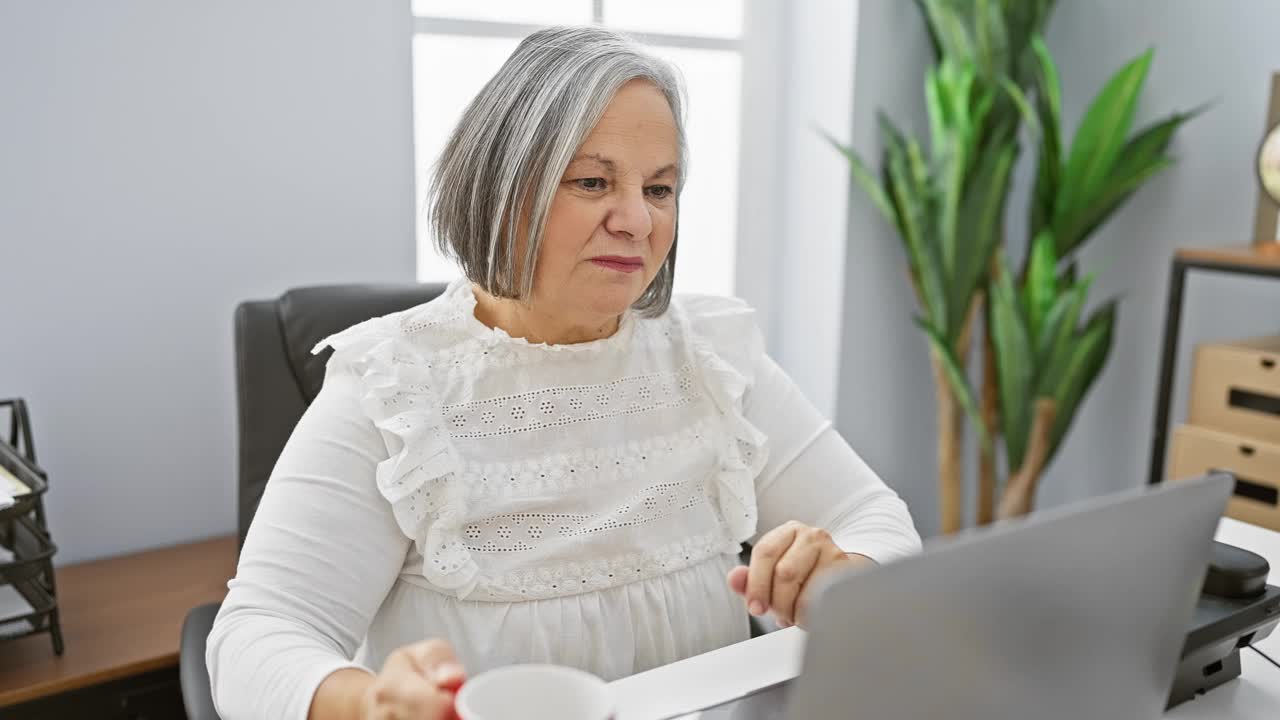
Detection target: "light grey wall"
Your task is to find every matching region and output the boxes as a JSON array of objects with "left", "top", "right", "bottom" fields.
[
  {"left": 835, "top": 0, "right": 940, "bottom": 534},
  {"left": 835, "top": 0, "right": 1280, "bottom": 537},
  {"left": 0, "top": 1, "right": 416, "bottom": 564}
]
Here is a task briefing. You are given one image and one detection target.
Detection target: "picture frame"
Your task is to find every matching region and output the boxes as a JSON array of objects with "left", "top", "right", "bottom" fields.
[{"left": 1255, "top": 71, "right": 1280, "bottom": 251}]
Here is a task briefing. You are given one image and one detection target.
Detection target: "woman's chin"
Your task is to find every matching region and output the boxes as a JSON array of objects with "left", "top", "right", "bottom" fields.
[{"left": 582, "top": 280, "right": 645, "bottom": 316}]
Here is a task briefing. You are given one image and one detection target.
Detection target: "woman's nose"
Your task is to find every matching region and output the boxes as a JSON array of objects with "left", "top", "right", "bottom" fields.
[{"left": 604, "top": 186, "right": 653, "bottom": 240}]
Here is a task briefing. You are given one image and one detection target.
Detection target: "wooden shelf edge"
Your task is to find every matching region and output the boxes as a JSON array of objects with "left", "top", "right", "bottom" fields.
[{"left": 1176, "top": 244, "right": 1280, "bottom": 272}]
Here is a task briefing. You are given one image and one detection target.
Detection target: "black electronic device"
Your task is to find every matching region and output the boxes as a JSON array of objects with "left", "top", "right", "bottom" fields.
[{"left": 1168, "top": 541, "right": 1280, "bottom": 708}]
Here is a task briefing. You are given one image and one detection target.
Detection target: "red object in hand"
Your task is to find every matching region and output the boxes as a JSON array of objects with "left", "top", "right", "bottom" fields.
[{"left": 445, "top": 677, "right": 465, "bottom": 720}]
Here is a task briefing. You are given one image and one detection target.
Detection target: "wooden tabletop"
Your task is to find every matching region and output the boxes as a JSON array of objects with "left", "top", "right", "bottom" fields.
[
  {"left": 1177, "top": 244, "right": 1280, "bottom": 271},
  {"left": 0, "top": 535, "right": 236, "bottom": 707}
]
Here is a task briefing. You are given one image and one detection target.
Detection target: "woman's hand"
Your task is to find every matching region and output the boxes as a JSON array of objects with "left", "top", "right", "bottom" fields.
[
  {"left": 727, "top": 521, "right": 875, "bottom": 629},
  {"left": 360, "top": 639, "right": 466, "bottom": 720}
]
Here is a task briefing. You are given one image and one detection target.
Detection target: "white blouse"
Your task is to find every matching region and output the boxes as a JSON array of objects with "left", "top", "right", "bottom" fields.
[{"left": 206, "top": 279, "right": 921, "bottom": 720}]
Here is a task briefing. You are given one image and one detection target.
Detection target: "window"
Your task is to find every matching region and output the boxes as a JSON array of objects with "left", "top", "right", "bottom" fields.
[{"left": 410, "top": 0, "right": 744, "bottom": 296}]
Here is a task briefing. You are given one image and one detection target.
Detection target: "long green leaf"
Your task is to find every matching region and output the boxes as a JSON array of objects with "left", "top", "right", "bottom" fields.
[
  {"left": 969, "top": 85, "right": 997, "bottom": 146},
  {"left": 925, "top": 66, "right": 949, "bottom": 163},
  {"left": 1028, "top": 36, "right": 1062, "bottom": 242},
  {"left": 905, "top": 133, "right": 940, "bottom": 287},
  {"left": 906, "top": 137, "right": 932, "bottom": 214},
  {"left": 1116, "top": 106, "right": 1203, "bottom": 172},
  {"left": 880, "top": 114, "right": 947, "bottom": 330},
  {"left": 1031, "top": 37, "right": 1061, "bottom": 120},
  {"left": 1056, "top": 48, "right": 1153, "bottom": 224},
  {"left": 1055, "top": 155, "right": 1174, "bottom": 253},
  {"left": 1045, "top": 302, "right": 1116, "bottom": 466},
  {"left": 875, "top": 126, "right": 915, "bottom": 273},
  {"left": 822, "top": 130, "right": 897, "bottom": 229},
  {"left": 1034, "top": 273, "right": 1093, "bottom": 379},
  {"left": 1021, "top": 230, "right": 1058, "bottom": 343},
  {"left": 921, "top": 0, "right": 976, "bottom": 62},
  {"left": 1003, "top": 0, "right": 1057, "bottom": 88},
  {"left": 1000, "top": 77, "right": 1040, "bottom": 136},
  {"left": 1032, "top": 291, "right": 1075, "bottom": 379},
  {"left": 932, "top": 61, "right": 976, "bottom": 282},
  {"left": 950, "top": 140, "right": 1017, "bottom": 339},
  {"left": 989, "top": 259, "right": 1034, "bottom": 469},
  {"left": 918, "top": 318, "right": 991, "bottom": 450},
  {"left": 1053, "top": 107, "right": 1201, "bottom": 255},
  {"left": 1037, "top": 300, "right": 1112, "bottom": 399},
  {"left": 974, "top": 0, "right": 1010, "bottom": 78},
  {"left": 913, "top": 0, "right": 943, "bottom": 61}
]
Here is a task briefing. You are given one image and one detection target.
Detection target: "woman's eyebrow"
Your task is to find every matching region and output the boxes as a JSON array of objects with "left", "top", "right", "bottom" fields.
[
  {"left": 570, "top": 153, "right": 617, "bottom": 171},
  {"left": 648, "top": 164, "right": 678, "bottom": 180},
  {"left": 569, "top": 154, "right": 679, "bottom": 179}
]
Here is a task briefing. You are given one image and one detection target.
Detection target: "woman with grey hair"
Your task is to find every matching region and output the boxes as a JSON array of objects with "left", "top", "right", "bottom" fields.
[{"left": 208, "top": 26, "right": 920, "bottom": 720}]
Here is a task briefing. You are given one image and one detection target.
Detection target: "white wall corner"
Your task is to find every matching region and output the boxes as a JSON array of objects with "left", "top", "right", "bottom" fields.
[{"left": 737, "top": 0, "right": 858, "bottom": 418}]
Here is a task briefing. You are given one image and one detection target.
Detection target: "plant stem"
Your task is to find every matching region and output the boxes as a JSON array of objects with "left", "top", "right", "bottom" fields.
[
  {"left": 957, "top": 292, "right": 981, "bottom": 361},
  {"left": 931, "top": 349, "right": 965, "bottom": 534},
  {"left": 977, "top": 312, "right": 999, "bottom": 525},
  {"left": 997, "top": 398, "right": 1057, "bottom": 519}
]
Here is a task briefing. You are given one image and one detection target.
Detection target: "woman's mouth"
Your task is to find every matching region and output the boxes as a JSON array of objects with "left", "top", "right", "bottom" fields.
[{"left": 590, "top": 256, "right": 644, "bottom": 273}]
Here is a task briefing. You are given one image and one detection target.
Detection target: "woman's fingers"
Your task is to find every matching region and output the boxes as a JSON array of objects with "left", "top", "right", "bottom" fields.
[
  {"left": 397, "top": 684, "right": 455, "bottom": 720},
  {"left": 370, "top": 640, "right": 466, "bottom": 720},
  {"left": 404, "top": 638, "right": 463, "bottom": 679},
  {"left": 795, "top": 544, "right": 849, "bottom": 627},
  {"left": 769, "top": 538, "right": 823, "bottom": 627},
  {"left": 794, "top": 580, "right": 817, "bottom": 630},
  {"left": 745, "top": 522, "right": 800, "bottom": 615},
  {"left": 735, "top": 523, "right": 860, "bottom": 627},
  {"left": 367, "top": 677, "right": 455, "bottom": 720},
  {"left": 733, "top": 523, "right": 858, "bottom": 627}
]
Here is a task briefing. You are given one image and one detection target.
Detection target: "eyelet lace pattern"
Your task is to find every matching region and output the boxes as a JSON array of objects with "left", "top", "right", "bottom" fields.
[{"left": 313, "top": 279, "right": 769, "bottom": 602}]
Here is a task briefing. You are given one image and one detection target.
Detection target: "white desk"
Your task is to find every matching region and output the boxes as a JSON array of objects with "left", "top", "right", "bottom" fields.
[{"left": 609, "top": 518, "right": 1280, "bottom": 720}]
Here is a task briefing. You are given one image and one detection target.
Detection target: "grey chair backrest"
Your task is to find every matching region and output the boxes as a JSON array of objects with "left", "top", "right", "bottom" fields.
[{"left": 233, "top": 282, "right": 447, "bottom": 549}]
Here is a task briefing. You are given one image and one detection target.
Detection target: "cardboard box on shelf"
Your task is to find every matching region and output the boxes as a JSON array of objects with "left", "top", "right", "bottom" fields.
[
  {"left": 1169, "top": 423, "right": 1280, "bottom": 531},
  {"left": 1189, "top": 335, "right": 1280, "bottom": 442}
]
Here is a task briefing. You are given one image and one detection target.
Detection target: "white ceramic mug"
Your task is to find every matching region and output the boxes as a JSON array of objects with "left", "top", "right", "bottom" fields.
[{"left": 454, "top": 664, "right": 614, "bottom": 720}]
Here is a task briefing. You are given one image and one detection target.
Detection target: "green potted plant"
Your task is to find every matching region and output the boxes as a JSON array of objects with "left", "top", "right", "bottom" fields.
[{"left": 830, "top": 0, "right": 1200, "bottom": 533}]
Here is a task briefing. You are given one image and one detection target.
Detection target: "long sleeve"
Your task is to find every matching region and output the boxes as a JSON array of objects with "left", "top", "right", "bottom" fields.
[
  {"left": 206, "top": 360, "right": 411, "bottom": 720},
  {"left": 745, "top": 353, "right": 922, "bottom": 564}
]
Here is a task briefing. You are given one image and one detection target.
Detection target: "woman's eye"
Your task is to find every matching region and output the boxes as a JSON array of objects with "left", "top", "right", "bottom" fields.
[
  {"left": 575, "top": 178, "right": 607, "bottom": 191},
  {"left": 646, "top": 185, "right": 673, "bottom": 200}
]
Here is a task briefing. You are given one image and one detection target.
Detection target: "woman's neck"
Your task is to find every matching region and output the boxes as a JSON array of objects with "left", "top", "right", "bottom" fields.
[{"left": 472, "top": 285, "right": 621, "bottom": 346}]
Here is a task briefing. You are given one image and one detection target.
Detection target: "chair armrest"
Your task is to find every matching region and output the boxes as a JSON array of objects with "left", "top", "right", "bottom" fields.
[{"left": 180, "top": 602, "right": 223, "bottom": 720}]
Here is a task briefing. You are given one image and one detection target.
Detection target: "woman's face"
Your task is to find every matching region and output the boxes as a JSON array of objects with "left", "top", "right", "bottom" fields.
[{"left": 524, "top": 79, "right": 680, "bottom": 320}]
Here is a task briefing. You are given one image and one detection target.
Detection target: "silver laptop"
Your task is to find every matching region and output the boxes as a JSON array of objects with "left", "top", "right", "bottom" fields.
[{"left": 699, "top": 473, "right": 1233, "bottom": 720}]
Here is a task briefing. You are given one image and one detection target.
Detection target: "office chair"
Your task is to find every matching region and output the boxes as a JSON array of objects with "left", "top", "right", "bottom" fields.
[{"left": 178, "top": 282, "right": 446, "bottom": 720}]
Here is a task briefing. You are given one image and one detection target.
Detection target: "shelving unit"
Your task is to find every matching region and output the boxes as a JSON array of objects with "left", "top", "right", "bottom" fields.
[
  {"left": 0, "top": 398, "right": 64, "bottom": 656},
  {"left": 1148, "top": 245, "right": 1280, "bottom": 486}
]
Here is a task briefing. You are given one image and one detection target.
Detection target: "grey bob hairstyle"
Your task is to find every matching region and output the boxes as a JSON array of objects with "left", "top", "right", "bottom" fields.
[{"left": 428, "top": 25, "right": 687, "bottom": 316}]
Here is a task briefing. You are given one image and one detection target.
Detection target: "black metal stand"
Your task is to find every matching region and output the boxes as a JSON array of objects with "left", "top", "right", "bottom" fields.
[
  {"left": 0, "top": 398, "right": 64, "bottom": 656},
  {"left": 1147, "top": 254, "right": 1280, "bottom": 486}
]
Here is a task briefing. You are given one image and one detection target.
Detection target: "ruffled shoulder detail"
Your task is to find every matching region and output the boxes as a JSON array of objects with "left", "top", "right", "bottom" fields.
[
  {"left": 676, "top": 294, "right": 762, "bottom": 380},
  {"left": 312, "top": 310, "right": 479, "bottom": 598},
  {"left": 672, "top": 294, "right": 770, "bottom": 546}
]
